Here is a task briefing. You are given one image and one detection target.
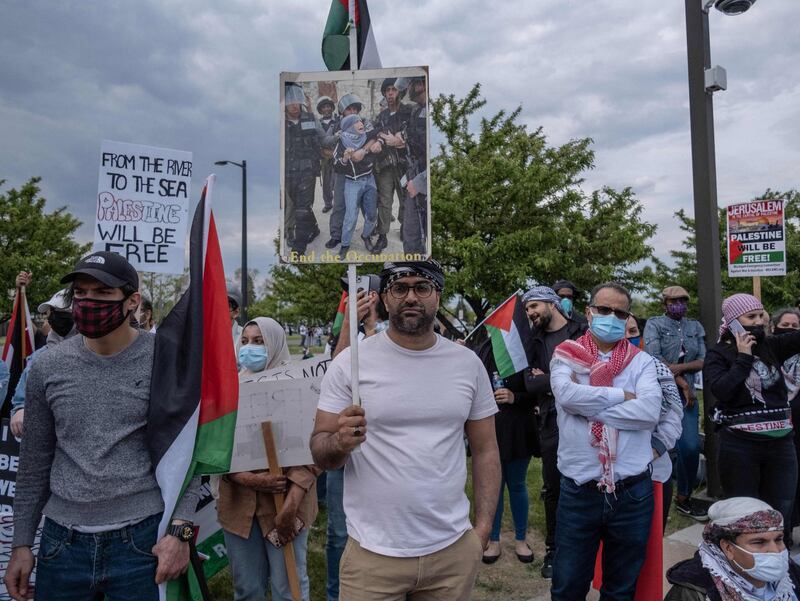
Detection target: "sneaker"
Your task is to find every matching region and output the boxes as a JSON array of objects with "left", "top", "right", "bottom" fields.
[
  {"left": 675, "top": 497, "right": 709, "bottom": 521},
  {"left": 325, "top": 238, "right": 340, "bottom": 249},
  {"left": 540, "top": 550, "right": 554, "bottom": 579}
]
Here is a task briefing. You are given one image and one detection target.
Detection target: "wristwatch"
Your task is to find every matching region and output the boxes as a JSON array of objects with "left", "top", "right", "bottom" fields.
[{"left": 167, "top": 522, "right": 195, "bottom": 543}]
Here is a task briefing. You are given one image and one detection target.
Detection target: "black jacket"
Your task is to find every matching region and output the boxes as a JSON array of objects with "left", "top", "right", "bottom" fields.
[{"left": 665, "top": 552, "right": 800, "bottom": 601}]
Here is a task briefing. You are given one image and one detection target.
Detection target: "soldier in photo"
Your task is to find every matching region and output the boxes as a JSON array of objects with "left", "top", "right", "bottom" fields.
[
  {"left": 371, "top": 78, "right": 412, "bottom": 253},
  {"left": 396, "top": 77, "right": 428, "bottom": 256},
  {"left": 285, "top": 82, "right": 322, "bottom": 255},
  {"left": 317, "top": 95, "right": 338, "bottom": 214}
]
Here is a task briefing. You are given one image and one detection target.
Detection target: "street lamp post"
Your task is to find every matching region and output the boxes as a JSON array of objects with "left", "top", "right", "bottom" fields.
[
  {"left": 684, "top": 0, "right": 756, "bottom": 497},
  {"left": 214, "top": 159, "right": 248, "bottom": 323}
]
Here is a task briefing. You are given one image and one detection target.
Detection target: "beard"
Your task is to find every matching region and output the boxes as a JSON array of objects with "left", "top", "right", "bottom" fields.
[{"left": 390, "top": 302, "right": 435, "bottom": 335}]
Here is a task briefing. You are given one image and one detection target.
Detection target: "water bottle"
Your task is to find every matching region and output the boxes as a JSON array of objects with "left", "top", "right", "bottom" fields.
[{"left": 491, "top": 371, "right": 505, "bottom": 391}]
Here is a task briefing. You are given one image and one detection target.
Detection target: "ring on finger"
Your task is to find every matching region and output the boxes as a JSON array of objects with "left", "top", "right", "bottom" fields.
[{"left": 352, "top": 426, "right": 362, "bottom": 437}]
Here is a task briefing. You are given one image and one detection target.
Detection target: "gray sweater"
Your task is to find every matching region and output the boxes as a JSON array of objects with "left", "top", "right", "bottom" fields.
[{"left": 13, "top": 332, "right": 200, "bottom": 547}]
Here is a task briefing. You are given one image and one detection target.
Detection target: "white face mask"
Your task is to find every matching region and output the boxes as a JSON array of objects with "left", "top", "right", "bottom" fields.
[{"left": 731, "top": 543, "right": 789, "bottom": 583}]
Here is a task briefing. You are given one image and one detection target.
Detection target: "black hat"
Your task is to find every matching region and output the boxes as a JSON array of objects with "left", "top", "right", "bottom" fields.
[
  {"left": 61, "top": 251, "right": 139, "bottom": 289},
  {"left": 381, "top": 78, "right": 397, "bottom": 96},
  {"left": 552, "top": 279, "right": 578, "bottom": 295}
]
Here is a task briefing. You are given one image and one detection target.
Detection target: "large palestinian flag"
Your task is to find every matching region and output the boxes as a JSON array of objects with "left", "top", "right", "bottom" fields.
[
  {"left": 1, "top": 287, "right": 35, "bottom": 416},
  {"left": 147, "top": 175, "right": 239, "bottom": 601},
  {"left": 322, "top": 0, "right": 382, "bottom": 71},
  {"left": 483, "top": 292, "right": 531, "bottom": 378}
]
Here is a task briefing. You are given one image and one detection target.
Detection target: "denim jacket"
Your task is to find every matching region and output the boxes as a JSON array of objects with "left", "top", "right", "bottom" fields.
[{"left": 644, "top": 315, "right": 706, "bottom": 389}]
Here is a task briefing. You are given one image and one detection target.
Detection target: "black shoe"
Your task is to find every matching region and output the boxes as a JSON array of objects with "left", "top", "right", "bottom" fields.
[
  {"left": 308, "top": 226, "right": 321, "bottom": 244},
  {"left": 540, "top": 550, "right": 554, "bottom": 579},
  {"left": 325, "top": 238, "right": 340, "bottom": 249},
  {"left": 322, "top": 204, "right": 333, "bottom": 213},
  {"left": 361, "top": 235, "right": 375, "bottom": 253},
  {"left": 338, "top": 246, "right": 350, "bottom": 260},
  {"left": 373, "top": 234, "right": 388, "bottom": 253},
  {"left": 482, "top": 550, "right": 501, "bottom": 565},
  {"left": 675, "top": 497, "right": 709, "bottom": 521},
  {"left": 515, "top": 543, "right": 534, "bottom": 564}
]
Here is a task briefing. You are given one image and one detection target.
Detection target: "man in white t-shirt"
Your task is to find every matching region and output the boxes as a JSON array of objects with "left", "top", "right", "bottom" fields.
[{"left": 311, "top": 260, "right": 500, "bottom": 601}]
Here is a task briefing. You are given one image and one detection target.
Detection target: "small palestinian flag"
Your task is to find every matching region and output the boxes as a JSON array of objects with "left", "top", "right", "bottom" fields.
[
  {"left": 484, "top": 292, "right": 531, "bottom": 378},
  {"left": 2, "top": 287, "right": 35, "bottom": 415},
  {"left": 147, "top": 175, "right": 239, "bottom": 601},
  {"left": 332, "top": 291, "right": 347, "bottom": 337},
  {"left": 322, "top": 0, "right": 382, "bottom": 71}
]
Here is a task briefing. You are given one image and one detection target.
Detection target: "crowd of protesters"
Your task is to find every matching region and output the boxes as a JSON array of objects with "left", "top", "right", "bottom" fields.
[{"left": 4, "top": 252, "right": 800, "bottom": 601}]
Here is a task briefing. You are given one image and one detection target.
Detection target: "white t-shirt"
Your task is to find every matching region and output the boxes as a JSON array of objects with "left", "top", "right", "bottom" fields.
[{"left": 317, "top": 331, "right": 497, "bottom": 557}]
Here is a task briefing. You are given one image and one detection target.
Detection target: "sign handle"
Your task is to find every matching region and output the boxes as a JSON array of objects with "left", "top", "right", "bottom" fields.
[
  {"left": 261, "top": 421, "right": 302, "bottom": 601},
  {"left": 753, "top": 275, "right": 762, "bottom": 301},
  {"left": 347, "top": 264, "right": 361, "bottom": 407}
]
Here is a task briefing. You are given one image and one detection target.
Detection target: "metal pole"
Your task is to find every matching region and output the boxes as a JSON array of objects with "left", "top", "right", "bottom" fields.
[
  {"left": 241, "top": 160, "right": 248, "bottom": 323},
  {"left": 348, "top": 0, "right": 357, "bottom": 69},
  {"left": 685, "top": 0, "right": 723, "bottom": 498},
  {"left": 347, "top": 264, "right": 360, "bottom": 407}
]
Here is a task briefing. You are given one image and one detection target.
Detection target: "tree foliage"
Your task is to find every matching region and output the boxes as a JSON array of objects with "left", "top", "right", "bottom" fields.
[
  {"left": 0, "top": 178, "right": 89, "bottom": 317},
  {"left": 431, "top": 84, "right": 657, "bottom": 320},
  {"left": 650, "top": 189, "right": 800, "bottom": 314}
]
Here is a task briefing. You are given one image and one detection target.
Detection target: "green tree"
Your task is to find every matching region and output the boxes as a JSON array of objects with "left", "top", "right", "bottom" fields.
[
  {"left": 0, "top": 178, "right": 89, "bottom": 317},
  {"left": 650, "top": 189, "right": 800, "bottom": 314},
  {"left": 431, "top": 84, "right": 657, "bottom": 321}
]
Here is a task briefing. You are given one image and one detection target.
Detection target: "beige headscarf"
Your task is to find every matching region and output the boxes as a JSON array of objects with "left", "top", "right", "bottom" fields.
[{"left": 238, "top": 316, "right": 291, "bottom": 376}]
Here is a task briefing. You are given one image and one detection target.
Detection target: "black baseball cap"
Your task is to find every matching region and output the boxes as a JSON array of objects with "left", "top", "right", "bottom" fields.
[{"left": 60, "top": 251, "right": 139, "bottom": 289}]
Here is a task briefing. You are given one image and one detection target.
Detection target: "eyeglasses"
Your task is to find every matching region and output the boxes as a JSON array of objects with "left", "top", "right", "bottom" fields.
[
  {"left": 590, "top": 305, "right": 631, "bottom": 320},
  {"left": 387, "top": 281, "right": 439, "bottom": 299}
]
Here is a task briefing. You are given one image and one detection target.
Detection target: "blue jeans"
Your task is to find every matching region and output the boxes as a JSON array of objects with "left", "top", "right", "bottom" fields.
[
  {"left": 35, "top": 513, "right": 161, "bottom": 601},
  {"left": 341, "top": 175, "right": 377, "bottom": 247},
  {"left": 223, "top": 519, "right": 310, "bottom": 601},
  {"left": 490, "top": 456, "right": 531, "bottom": 541},
  {"left": 325, "top": 468, "right": 347, "bottom": 601},
  {"left": 551, "top": 476, "right": 654, "bottom": 601},
  {"left": 676, "top": 393, "right": 701, "bottom": 497}
]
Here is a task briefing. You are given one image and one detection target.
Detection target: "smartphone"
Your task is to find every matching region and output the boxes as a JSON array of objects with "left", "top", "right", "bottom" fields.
[
  {"left": 355, "top": 275, "right": 369, "bottom": 296},
  {"left": 729, "top": 319, "right": 746, "bottom": 335}
]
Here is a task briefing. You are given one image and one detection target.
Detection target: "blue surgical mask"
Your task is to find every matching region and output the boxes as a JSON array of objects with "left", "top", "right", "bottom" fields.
[
  {"left": 238, "top": 344, "right": 268, "bottom": 372},
  {"left": 627, "top": 336, "right": 641, "bottom": 348},
  {"left": 560, "top": 297, "right": 573, "bottom": 315},
  {"left": 731, "top": 544, "right": 789, "bottom": 583},
  {"left": 590, "top": 314, "right": 627, "bottom": 344}
]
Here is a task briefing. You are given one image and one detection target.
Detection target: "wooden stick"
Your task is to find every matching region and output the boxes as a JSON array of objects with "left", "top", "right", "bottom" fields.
[
  {"left": 261, "top": 422, "right": 302, "bottom": 601},
  {"left": 753, "top": 275, "right": 762, "bottom": 301}
]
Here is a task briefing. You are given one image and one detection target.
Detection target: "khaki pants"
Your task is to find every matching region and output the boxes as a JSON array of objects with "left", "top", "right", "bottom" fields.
[{"left": 339, "top": 530, "right": 483, "bottom": 601}]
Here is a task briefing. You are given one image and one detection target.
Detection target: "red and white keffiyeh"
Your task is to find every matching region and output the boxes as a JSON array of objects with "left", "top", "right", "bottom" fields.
[{"left": 553, "top": 332, "right": 640, "bottom": 493}]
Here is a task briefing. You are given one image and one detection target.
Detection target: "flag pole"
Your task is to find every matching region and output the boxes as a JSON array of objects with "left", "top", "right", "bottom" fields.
[
  {"left": 19, "top": 285, "right": 27, "bottom": 360},
  {"left": 463, "top": 290, "right": 522, "bottom": 343},
  {"left": 348, "top": 0, "right": 357, "bottom": 69},
  {"left": 347, "top": 0, "right": 361, "bottom": 409}
]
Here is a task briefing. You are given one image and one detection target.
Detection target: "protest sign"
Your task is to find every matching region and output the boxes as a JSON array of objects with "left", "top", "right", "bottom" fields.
[
  {"left": 280, "top": 66, "right": 431, "bottom": 265},
  {"left": 727, "top": 199, "right": 787, "bottom": 277},
  {"left": 93, "top": 140, "right": 192, "bottom": 274},
  {"left": 0, "top": 420, "right": 18, "bottom": 514},
  {"left": 229, "top": 356, "right": 329, "bottom": 473},
  {"left": 192, "top": 477, "right": 228, "bottom": 580}
]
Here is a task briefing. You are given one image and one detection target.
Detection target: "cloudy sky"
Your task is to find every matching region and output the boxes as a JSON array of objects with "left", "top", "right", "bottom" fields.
[{"left": 2, "top": 0, "right": 798, "bottom": 286}]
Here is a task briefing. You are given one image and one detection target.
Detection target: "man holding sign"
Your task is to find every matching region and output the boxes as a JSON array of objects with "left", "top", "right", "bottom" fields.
[{"left": 311, "top": 260, "right": 500, "bottom": 600}]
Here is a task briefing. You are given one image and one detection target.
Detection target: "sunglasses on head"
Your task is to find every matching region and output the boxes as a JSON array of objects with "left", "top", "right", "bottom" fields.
[{"left": 590, "top": 305, "right": 631, "bottom": 320}]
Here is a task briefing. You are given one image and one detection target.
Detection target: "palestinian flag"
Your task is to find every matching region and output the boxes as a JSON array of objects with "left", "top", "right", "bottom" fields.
[
  {"left": 484, "top": 292, "right": 531, "bottom": 378},
  {"left": 332, "top": 291, "right": 347, "bottom": 337},
  {"left": 2, "top": 287, "right": 35, "bottom": 416},
  {"left": 322, "top": 0, "right": 382, "bottom": 71},
  {"left": 147, "top": 175, "right": 239, "bottom": 601}
]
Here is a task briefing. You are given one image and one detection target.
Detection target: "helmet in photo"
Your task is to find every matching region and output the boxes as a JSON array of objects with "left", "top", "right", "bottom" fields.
[
  {"left": 380, "top": 78, "right": 397, "bottom": 96},
  {"left": 316, "top": 95, "right": 335, "bottom": 112},
  {"left": 285, "top": 83, "right": 305, "bottom": 106},
  {"left": 406, "top": 76, "right": 426, "bottom": 102},
  {"left": 337, "top": 93, "right": 363, "bottom": 114}
]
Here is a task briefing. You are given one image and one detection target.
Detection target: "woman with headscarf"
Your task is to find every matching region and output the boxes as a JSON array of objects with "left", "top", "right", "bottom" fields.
[
  {"left": 217, "top": 317, "right": 321, "bottom": 601},
  {"left": 704, "top": 294, "right": 800, "bottom": 541},
  {"left": 665, "top": 497, "right": 800, "bottom": 600}
]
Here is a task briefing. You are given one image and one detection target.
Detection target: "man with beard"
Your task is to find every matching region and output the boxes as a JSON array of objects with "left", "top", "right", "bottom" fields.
[
  {"left": 513, "top": 286, "right": 586, "bottom": 578},
  {"left": 310, "top": 260, "right": 501, "bottom": 600}
]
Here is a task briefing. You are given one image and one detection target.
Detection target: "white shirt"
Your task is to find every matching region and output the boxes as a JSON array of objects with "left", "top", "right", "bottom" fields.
[
  {"left": 550, "top": 349, "right": 662, "bottom": 485},
  {"left": 317, "top": 331, "right": 497, "bottom": 557}
]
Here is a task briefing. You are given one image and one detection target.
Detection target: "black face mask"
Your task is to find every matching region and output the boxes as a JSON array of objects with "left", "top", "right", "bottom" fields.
[
  {"left": 744, "top": 325, "right": 766, "bottom": 343},
  {"left": 773, "top": 327, "right": 798, "bottom": 336},
  {"left": 48, "top": 311, "right": 74, "bottom": 337}
]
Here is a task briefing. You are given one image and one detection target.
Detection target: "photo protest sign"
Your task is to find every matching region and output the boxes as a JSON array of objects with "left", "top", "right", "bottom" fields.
[
  {"left": 727, "top": 199, "right": 787, "bottom": 277},
  {"left": 229, "top": 356, "right": 330, "bottom": 473},
  {"left": 280, "top": 67, "right": 431, "bottom": 265},
  {"left": 93, "top": 140, "right": 192, "bottom": 274}
]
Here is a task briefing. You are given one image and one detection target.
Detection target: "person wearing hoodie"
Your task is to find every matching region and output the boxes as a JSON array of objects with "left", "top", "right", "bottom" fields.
[
  {"left": 704, "top": 294, "right": 800, "bottom": 543},
  {"left": 218, "top": 316, "right": 321, "bottom": 601},
  {"left": 9, "top": 287, "right": 78, "bottom": 438}
]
